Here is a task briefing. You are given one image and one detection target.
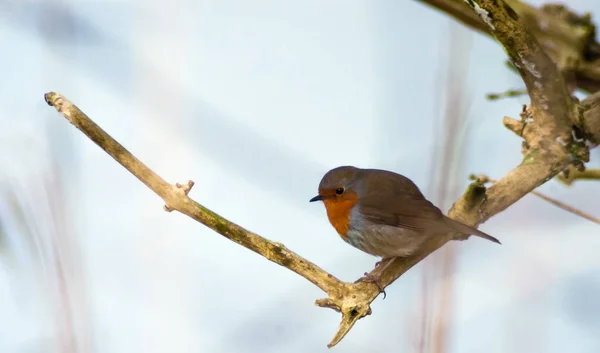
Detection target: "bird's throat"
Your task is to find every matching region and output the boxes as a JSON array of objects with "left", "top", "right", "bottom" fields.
[{"left": 323, "top": 197, "right": 358, "bottom": 238}]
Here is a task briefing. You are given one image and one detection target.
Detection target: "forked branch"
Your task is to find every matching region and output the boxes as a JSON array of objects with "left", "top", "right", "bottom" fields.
[
  {"left": 43, "top": 0, "right": 594, "bottom": 348},
  {"left": 418, "top": 0, "right": 600, "bottom": 93}
]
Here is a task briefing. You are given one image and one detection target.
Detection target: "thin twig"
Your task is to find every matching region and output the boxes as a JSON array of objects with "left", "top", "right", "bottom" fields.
[
  {"left": 486, "top": 89, "right": 528, "bottom": 100},
  {"left": 532, "top": 191, "right": 600, "bottom": 225},
  {"left": 472, "top": 175, "right": 600, "bottom": 225},
  {"left": 557, "top": 165, "right": 600, "bottom": 186}
]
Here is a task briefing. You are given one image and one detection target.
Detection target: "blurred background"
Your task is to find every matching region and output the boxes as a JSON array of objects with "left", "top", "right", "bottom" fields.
[{"left": 1, "top": 0, "right": 599, "bottom": 352}]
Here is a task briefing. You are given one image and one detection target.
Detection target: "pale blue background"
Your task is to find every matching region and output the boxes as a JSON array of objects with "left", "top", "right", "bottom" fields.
[{"left": 1, "top": 1, "right": 599, "bottom": 352}]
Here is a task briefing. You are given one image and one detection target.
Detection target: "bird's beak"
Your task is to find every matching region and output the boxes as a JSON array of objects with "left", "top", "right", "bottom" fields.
[{"left": 309, "top": 195, "right": 324, "bottom": 202}]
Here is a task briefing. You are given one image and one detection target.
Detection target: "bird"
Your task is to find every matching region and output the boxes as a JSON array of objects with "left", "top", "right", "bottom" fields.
[{"left": 310, "top": 166, "right": 500, "bottom": 295}]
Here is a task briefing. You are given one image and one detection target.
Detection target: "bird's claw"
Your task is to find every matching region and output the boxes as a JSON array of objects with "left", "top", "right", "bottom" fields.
[{"left": 355, "top": 272, "right": 387, "bottom": 299}]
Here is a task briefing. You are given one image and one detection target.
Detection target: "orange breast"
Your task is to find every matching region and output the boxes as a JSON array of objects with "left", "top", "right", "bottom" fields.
[{"left": 323, "top": 196, "right": 358, "bottom": 238}]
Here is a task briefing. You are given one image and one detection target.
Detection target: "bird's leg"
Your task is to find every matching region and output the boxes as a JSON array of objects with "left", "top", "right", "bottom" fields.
[{"left": 355, "top": 257, "right": 396, "bottom": 299}]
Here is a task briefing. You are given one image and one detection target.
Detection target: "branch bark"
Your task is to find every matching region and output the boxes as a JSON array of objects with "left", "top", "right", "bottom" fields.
[
  {"left": 43, "top": 0, "right": 596, "bottom": 348},
  {"left": 474, "top": 175, "right": 600, "bottom": 225},
  {"left": 580, "top": 91, "right": 600, "bottom": 145},
  {"left": 418, "top": 0, "right": 600, "bottom": 93},
  {"left": 558, "top": 167, "right": 600, "bottom": 186},
  {"left": 39, "top": 93, "right": 346, "bottom": 294}
]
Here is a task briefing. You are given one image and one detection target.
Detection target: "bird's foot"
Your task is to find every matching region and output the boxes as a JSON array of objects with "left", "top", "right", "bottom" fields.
[
  {"left": 374, "top": 256, "right": 393, "bottom": 268},
  {"left": 355, "top": 272, "right": 387, "bottom": 299}
]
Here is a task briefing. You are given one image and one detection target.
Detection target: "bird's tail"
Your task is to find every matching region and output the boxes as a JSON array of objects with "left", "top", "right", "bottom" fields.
[{"left": 442, "top": 216, "right": 501, "bottom": 244}]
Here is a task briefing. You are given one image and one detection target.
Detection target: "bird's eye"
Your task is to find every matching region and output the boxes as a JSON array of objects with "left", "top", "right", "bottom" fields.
[{"left": 335, "top": 187, "right": 345, "bottom": 195}]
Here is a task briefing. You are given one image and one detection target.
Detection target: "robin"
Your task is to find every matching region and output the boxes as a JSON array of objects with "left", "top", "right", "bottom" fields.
[{"left": 310, "top": 166, "right": 500, "bottom": 295}]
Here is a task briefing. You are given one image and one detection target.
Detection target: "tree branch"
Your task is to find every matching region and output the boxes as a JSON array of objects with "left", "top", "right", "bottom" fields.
[
  {"left": 44, "top": 91, "right": 383, "bottom": 348},
  {"left": 364, "top": 0, "right": 588, "bottom": 344},
  {"left": 528, "top": 188, "right": 600, "bottom": 225},
  {"left": 557, "top": 166, "right": 600, "bottom": 186},
  {"left": 43, "top": 1, "right": 595, "bottom": 348},
  {"left": 418, "top": 0, "right": 600, "bottom": 93},
  {"left": 486, "top": 88, "right": 528, "bottom": 100},
  {"left": 580, "top": 90, "right": 600, "bottom": 145},
  {"left": 473, "top": 175, "right": 600, "bottom": 225},
  {"left": 42, "top": 92, "right": 345, "bottom": 295}
]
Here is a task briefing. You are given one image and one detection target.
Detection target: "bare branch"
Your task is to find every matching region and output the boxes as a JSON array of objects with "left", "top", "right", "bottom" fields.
[
  {"left": 473, "top": 175, "right": 600, "bottom": 225},
  {"left": 42, "top": 92, "right": 344, "bottom": 297},
  {"left": 487, "top": 88, "right": 528, "bottom": 100},
  {"left": 42, "top": 2, "right": 593, "bottom": 347},
  {"left": 557, "top": 166, "right": 600, "bottom": 186},
  {"left": 450, "top": 2, "right": 600, "bottom": 145},
  {"left": 360, "top": 0, "right": 585, "bottom": 342},
  {"left": 44, "top": 92, "right": 383, "bottom": 348},
  {"left": 580, "top": 91, "right": 600, "bottom": 145},
  {"left": 531, "top": 189, "right": 600, "bottom": 225},
  {"left": 417, "top": 0, "right": 600, "bottom": 93}
]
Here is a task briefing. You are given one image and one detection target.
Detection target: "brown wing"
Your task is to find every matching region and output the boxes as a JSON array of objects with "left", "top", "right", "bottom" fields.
[
  {"left": 356, "top": 169, "right": 500, "bottom": 243},
  {"left": 357, "top": 169, "right": 448, "bottom": 233},
  {"left": 359, "top": 194, "right": 448, "bottom": 233}
]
